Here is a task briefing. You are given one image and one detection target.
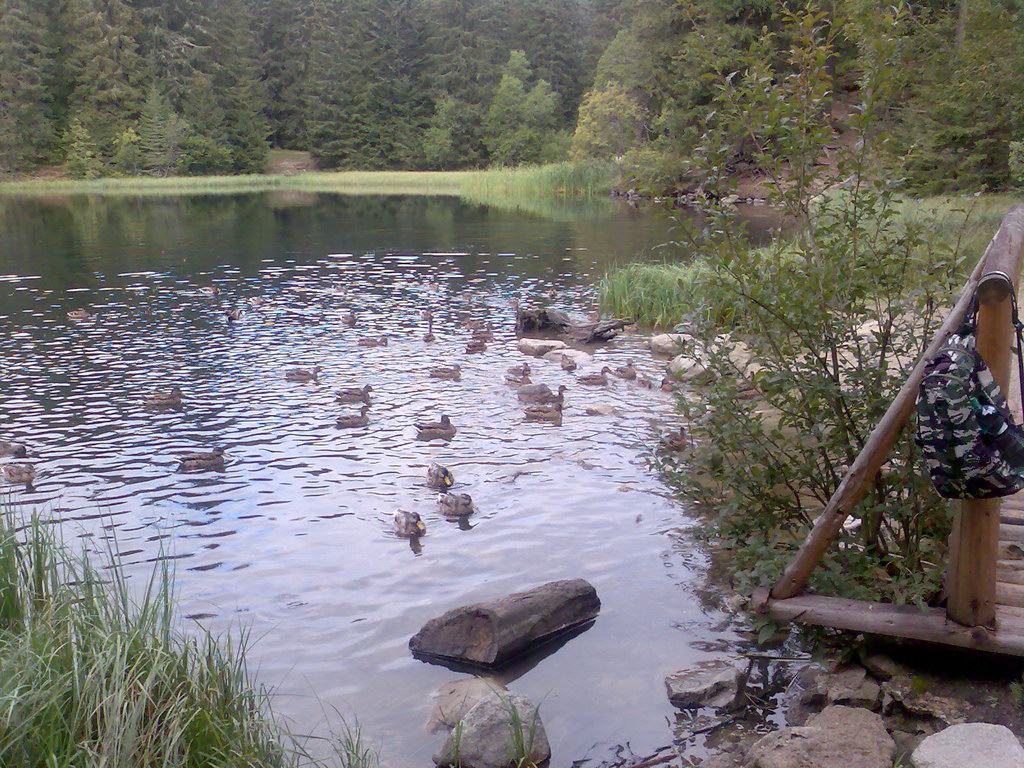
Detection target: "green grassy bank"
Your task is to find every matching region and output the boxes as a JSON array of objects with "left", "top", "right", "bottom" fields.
[
  {"left": 0, "top": 511, "right": 372, "bottom": 768},
  {"left": 599, "top": 194, "right": 1020, "bottom": 328},
  {"left": 0, "top": 161, "right": 619, "bottom": 201}
]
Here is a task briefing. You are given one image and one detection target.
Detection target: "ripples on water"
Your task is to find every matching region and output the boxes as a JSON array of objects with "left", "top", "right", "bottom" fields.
[{"left": 0, "top": 194, "right": 737, "bottom": 766}]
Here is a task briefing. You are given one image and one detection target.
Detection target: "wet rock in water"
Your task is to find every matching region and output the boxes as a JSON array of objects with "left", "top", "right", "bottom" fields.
[
  {"left": 665, "top": 658, "right": 746, "bottom": 709},
  {"left": 910, "top": 723, "right": 1024, "bottom": 768},
  {"left": 747, "top": 705, "right": 895, "bottom": 768},
  {"left": 433, "top": 691, "right": 550, "bottom": 768},
  {"left": 426, "top": 677, "right": 508, "bottom": 734},
  {"left": 541, "top": 348, "right": 591, "bottom": 365},
  {"left": 517, "top": 338, "right": 568, "bottom": 357},
  {"left": 668, "top": 354, "right": 713, "bottom": 383},
  {"left": 649, "top": 333, "right": 691, "bottom": 357},
  {"left": 409, "top": 579, "right": 600, "bottom": 667},
  {"left": 585, "top": 403, "right": 617, "bottom": 416},
  {"left": 515, "top": 307, "right": 571, "bottom": 334}
]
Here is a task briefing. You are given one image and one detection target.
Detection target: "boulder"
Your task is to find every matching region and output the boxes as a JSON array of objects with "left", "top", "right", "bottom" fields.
[
  {"left": 668, "top": 354, "right": 714, "bottom": 383},
  {"left": 427, "top": 678, "right": 508, "bottom": 734},
  {"left": 518, "top": 338, "right": 567, "bottom": 357},
  {"left": 818, "top": 666, "right": 881, "bottom": 709},
  {"left": 911, "top": 723, "right": 1024, "bottom": 768},
  {"left": 747, "top": 705, "right": 894, "bottom": 768},
  {"left": 649, "top": 333, "right": 690, "bottom": 357},
  {"left": 881, "top": 675, "right": 963, "bottom": 726},
  {"left": 665, "top": 659, "right": 745, "bottom": 709},
  {"left": 585, "top": 403, "right": 618, "bottom": 416},
  {"left": 542, "top": 348, "right": 592, "bottom": 365},
  {"left": 433, "top": 691, "right": 550, "bottom": 768},
  {"left": 410, "top": 579, "right": 600, "bottom": 667}
]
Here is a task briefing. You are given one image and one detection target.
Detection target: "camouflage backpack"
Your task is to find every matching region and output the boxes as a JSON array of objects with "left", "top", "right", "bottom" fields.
[{"left": 916, "top": 297, "right": 1024, "bottom": 499}]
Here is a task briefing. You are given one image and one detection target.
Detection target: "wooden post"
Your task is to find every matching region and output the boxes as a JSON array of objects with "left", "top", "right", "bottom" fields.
[
  {"left": 946, "top": 212, "right": 1024, "bottom": 626},
  {"left": 772, "top": 205, "right": 1024, "bottom": 602}
]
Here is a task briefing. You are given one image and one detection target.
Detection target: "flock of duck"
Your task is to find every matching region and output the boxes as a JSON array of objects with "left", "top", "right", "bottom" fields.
[{"left": 1, "top": 289, "right": 685, "bottom": 540}]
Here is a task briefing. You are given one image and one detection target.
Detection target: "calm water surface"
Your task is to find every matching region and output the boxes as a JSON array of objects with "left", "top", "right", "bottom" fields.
[{"left": 0, "top": 192, "right": 742, "bottom": 766}]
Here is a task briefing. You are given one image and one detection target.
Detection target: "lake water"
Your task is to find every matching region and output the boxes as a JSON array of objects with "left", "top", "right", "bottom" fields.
[{"left": 0, "top": 192, "right": 745, "bottom": 767}]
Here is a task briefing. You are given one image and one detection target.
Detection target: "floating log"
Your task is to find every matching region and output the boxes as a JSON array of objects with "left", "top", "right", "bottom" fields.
[
  {"left": 565, "top": 318, "right": 630, "bottom": 344},
  {"left": 409, "top": 579, "right": 600, "bottom": 667}
]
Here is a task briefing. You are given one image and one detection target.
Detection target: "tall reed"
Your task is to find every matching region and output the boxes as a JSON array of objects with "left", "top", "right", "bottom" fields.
[{"left": 0, "top": 510, "right": 373, "bottom": 768}]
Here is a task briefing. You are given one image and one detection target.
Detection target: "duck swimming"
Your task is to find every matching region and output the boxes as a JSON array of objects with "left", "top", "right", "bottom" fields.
[
  {"left": 523, "top": 403, "right": 563, "bottom": 425},
  {"left": 561, "top": 355, "right": 577, "bottom": 372},
  {"left": 342, "top": 310, "right": 357, "bottom": 327},
  {"left": 465, "top": 339, "right": 487, "bottom": 353},
  {"left": 285, "top": 366, "right": 323, "bottom": 382},
  {"left": 335, "top": 384, "right": 373, "bottom": 403},
  {"left": 336, "top": 405, "right": 370, "bottom": 429},
  {"left": 226, "top": 307, "right": 243, "bottom": 322},
  {"left": 177, "top": 448, "right": 225, "bottom": 472},
  {"left": 615, "top": 361, "right": 638, "bottom": 380},
  {"left": 516, "top": 383, "right": 567, "bottom": 405},
  {"left": 67, "top": 309, "right": 91, "bottom": 321},
  {"left": 577, "top": 367, "right": 613, "bottom": 386},
  {"left": 0, "top": 441, "right": 27, "bottom": 458},
  {"left": 659, "top": 426, "right": 688, "bottom": 452},
  {"left": 507, "top": 363, "right": 531, "bottom": 377},
  {"left": 2, "top": 463, "right": 35, "bottom": 484},
  {"left": 427, "top": 462, "right": 455, "bottom": 490},
  {"left": 394, "top": 509, "right": 426, "bottom": 537},
  {"left": 438, "top": 492, "right": 475, "bottom": 518},
  {"left": 415, "top": 415, "right": 457, "bottom": 441},
  {"left": 423, "top": 311, "right": 436, "bottom": 342},
  {"left": 429, "top": 365, "right": 461, "bottom": 381},
  {"left": 358, "top": 336, "right": 388, "bottom": 348},
  {"left": 143, "top": 386, "right": 183, "bottom": 408}
]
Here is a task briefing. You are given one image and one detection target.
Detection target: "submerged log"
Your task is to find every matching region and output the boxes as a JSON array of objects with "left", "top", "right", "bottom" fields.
[{"left": 409, "top": 578, "right": 600, "bottom": 667}]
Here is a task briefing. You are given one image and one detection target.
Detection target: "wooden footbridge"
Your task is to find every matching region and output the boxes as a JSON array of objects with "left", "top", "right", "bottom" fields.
[{"left": 752, "top": 205, "right": 1024, "bottom": 655}]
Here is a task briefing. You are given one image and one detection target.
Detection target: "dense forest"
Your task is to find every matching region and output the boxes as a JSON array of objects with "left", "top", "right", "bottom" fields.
[{"left": 0, "top": 0, "right": 1022, "bottom": 192}]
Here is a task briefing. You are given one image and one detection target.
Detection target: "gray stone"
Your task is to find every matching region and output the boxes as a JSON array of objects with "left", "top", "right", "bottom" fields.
[
  {"left": 649, "top": 333, "right": 691, "bottom": 356},
  {"left": 433, "top": 691, "right": 550, "bottom": 768},
  {"left": 409, "top": 579, "right": 600, "bottom": 666},
  {"left": 667, "top": 354, "right": 709, "bottom": 381},
  {"left": 747, "top": 705, "right": 895, "bottom": 768},
  {"left": 911, "top": 723, "right": 1024, "bottom": 768},
  {"left": 819, "top": 666, "right": 881, "bottom": 709},
  {"left": 584, "top": 403, "right": 617, "bottom": 416},
  {"left": 541, "top": 348, "right": 592, "bottom": 364},
  {"left": 665, "top": 659, "right": 745, "bottom": 709},
  {"left": 860, "top": 653, "right": 905, "bottom": 682},
  {"left": 517, "top": 338, "right": 567, "bottom": 357},
  {"left": 427, "top": 678, "right": 508, "bottom": 734},
  {"left": 882, "top": 675, "right": 964, "bottom": 726}
]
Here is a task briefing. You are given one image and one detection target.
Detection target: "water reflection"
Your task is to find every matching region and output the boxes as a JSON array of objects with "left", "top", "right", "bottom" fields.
[{"left": 0, "top": 193, "right": 740, "bottom": 767}]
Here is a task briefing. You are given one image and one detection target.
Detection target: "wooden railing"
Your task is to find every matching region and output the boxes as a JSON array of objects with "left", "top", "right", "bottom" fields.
[{"left": 769, "top": 205, "right": 1024, "bottom": 630}]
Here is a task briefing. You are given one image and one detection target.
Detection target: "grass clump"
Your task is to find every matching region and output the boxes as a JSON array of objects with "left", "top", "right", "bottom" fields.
[
  {"left": 0, "top": 511, "right": 370, "bottom": 768},
  {"left": 598, "top": 261, "right": 712, "bottom": 328}
]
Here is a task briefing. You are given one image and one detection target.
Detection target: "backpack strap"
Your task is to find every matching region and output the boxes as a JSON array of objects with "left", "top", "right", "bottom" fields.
[{"left": 1013, "top": 290, "right": 1024, "bottom": 411}]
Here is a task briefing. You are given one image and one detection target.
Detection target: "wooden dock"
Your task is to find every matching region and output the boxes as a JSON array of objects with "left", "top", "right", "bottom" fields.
[{"left": 754, "top": 205, "right": 1024, "bottom": 656}]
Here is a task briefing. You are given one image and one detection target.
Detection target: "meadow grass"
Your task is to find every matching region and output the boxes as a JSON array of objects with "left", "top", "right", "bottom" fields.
[
  {"left": 0, "top": 510, "right": 374, "bottom": 768},
  {"left": 598, "top": 261, "right": 714, "bottom": 329},
  {"left": 0, "top": 161, "right": 619, "bottom": 202}
]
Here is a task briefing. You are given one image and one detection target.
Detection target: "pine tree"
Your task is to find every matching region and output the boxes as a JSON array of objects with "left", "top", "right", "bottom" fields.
[
  {"left": 60, "top": 0, "right": 145, "bottom": 159},
  {"left": 0, "top": 0, "right": 58, "bottom": 172},
  {"left": 138, "top": 89, "right": 186, "bottom": 175}
]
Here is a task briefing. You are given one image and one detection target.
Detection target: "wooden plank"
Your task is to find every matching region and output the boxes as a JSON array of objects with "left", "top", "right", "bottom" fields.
[
  {"left": 997, "top": 581, "right": 1024, "bottom": 607},
  {"left": 1001, "top": 512, "right": 1024, "bottom": 525},
  {"left": 999, "top": 524, "right": 1024, "bottom": 542},
  {"left": 761, "top": 593, "right": 1024, "bottom": 655},
  {"left": 770, "top": 250, "right": 991, "bottom": 601},
  {"left": 948, "top": 215, "right": 1024, "bottom": 627},
  {"left": 997, "top": 569, "right": 1024, "bottom": 585},
  {"left": 997, "top": 605, "right": 1024, "bottom": 622}
]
